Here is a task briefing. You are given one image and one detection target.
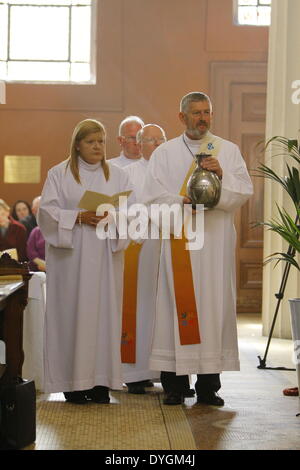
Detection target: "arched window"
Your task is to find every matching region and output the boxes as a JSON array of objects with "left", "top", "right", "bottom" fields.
[
  {"left": 0, "top": 0, "right": 95, "bottom": 83},
  {"left": 234, "top": 0, "right": 271, "bottom": 26}
]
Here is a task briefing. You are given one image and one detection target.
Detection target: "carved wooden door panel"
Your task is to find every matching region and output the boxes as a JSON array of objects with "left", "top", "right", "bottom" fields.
[{"left": 230, "top": 83, "right": 266, "bottom": 313}]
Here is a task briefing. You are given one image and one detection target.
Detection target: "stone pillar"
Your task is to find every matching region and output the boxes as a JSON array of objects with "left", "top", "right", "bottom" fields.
[{"left": 263, "top": 0, "right": 300, "bottom": 338}]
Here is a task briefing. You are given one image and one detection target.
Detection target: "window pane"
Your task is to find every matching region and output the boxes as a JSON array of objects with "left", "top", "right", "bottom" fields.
[
  {"left": 236, "top": 0, "right": 271, "bottom": 26},
  {"left": 3, "top": 1, "right": 91, "bottom": 4},
  {"left": 238, "top": 6, "right": 258, "bottom": 24},
  {"left": 7, "top": 61, "right": 70, "bottom": 81},
  {"left": 9, "top": 6, "right": 70, "bottom": 61},
  {"left": 238, "top": 0, "right": 271, "bottom": 4},
  {"left": 0, "top": 1, "right": 94, "bottom": 83},
  {"left": 239, "top": 0, "right": 257, "bottom": 5},
  {"left": 72, "top": 0, "right": 91, "bottom": 4},
  {"left": 70, "top": 62, "right": 90, "bottom": 82},
  {"left": 0, "top": 62, "right": 7, "bottom": 80},
  {"left": 5, "top": 1, "right": 92, "bottom": 4},
  {"left": 8, "top": 0, "right": 72, "bottom": 5},
  {"left": 257, "top": 6, "right": 271, "bottom": 25},
  {"left": 71, "top": 6, "right": 91, "bottom": 62},
  {"left": 0, "top": 4, "right": 8, "bottom": 60}
]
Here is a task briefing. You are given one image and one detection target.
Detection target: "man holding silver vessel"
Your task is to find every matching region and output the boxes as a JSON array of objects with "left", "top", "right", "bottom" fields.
[{"left": 141, "top": 92, "right": 253, "bottom": 405}]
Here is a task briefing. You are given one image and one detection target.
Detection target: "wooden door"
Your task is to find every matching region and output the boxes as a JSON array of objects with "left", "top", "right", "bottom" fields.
[
  {"left": 210, "top": 62, "right": 267, "bottom": 313},
  {"left": 230, "top": 84, "right": 265, "bottom": 313}
]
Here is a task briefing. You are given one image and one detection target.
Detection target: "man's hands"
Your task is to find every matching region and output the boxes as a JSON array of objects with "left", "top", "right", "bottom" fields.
[
  {"left": 77, "top": 211, "right": 108, "bottom": 227},
  {"left": 183, "top": 196, "right": 197, "bottom": 214},
  {"left": 183, "top": 196, "right": 192, "bottom": 205},
  {"left": 200, "top": 156, "right": 223, "bottom": 179},
  {"left": 33, "top": 258, "right": 46, "bottom": 272}
]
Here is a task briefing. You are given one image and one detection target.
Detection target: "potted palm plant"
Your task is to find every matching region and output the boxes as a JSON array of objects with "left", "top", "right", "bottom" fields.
[{"left": 256, "top": 136, "right": 300, "bottom": 398}]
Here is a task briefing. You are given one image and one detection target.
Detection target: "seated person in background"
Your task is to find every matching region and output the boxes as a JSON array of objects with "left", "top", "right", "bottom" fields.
[
  {"left": 27, "top": 226, "right": 45, "bottom": 272},
  {"left": 11, "top": 199, "right": 37, "bottom": 237},
  {"left": 11, "top": 199, "right": 31, "bottom": 221},
  {"left": 23, "top": 196, "right": 41, "bottom": 236},
  {"left": 31, "top": 196, "right": 41, "bottom": 218},
  {"left": 0, "top": 199, "right": 27, "bottom": 261}
]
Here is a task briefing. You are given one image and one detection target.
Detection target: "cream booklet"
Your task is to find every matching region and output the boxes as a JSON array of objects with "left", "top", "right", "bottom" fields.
[{"left": 78, "top": 190, "right": 132, "bottom": 211}]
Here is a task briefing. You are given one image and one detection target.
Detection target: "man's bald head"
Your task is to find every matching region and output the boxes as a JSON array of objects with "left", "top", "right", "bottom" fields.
[{"left": 136, "top": 124, "right": 166, "bottom": 160}]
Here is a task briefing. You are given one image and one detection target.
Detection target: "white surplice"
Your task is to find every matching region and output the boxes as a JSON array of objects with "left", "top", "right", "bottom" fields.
[
  {"left": 125, "top": 157, "right": 148, "bottom": 197},
  {"left": 38, "top": 158, "right": 133, "bottom": 393},
  {"left": 141, "top": 133, "right": 253, "bottom": 375},
  {"left": 122, "top": 158, "right": 159, "bottom": 382},
  {"left": 110, "top": 151, "right": 140, "bottom": 168}
]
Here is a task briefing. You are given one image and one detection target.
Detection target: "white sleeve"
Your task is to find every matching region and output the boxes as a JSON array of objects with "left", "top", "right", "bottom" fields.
[
  {"left": 141, "top": 150, "right": 184, "bottom": 235},
  {"left": 38, "top": 169, "right": 78, "bottom": 249},
  {"left": 100, "top": 165, "right": 137, "bottom": 252},
  {"left": 216, "top": 144, "right": 253, "bottom": 212},
  {"left": 142, "top": 149, "right": 184, "bottom": 207}
]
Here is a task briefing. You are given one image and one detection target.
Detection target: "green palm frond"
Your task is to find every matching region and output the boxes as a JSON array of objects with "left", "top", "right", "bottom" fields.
[
  {"left": 259, "top": 205, "right": 300, "bottom": 270},
  {"left": 264, "top": 252, "right": 300, "bottom": 271},
  {"left": 255, "top": 135, "right": 300, "bottom": 271},
  {"left": 285, "top": 165, "right": 300, "bottom": 205},
  {"left": 254, "top": 136, "right": 300, "bottom": 208},
  {"left": 265, "top": 136, "right": 300, "bottom": 165}
]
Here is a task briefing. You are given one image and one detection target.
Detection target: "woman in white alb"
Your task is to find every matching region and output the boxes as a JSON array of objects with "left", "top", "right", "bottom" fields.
[{"left": 38, "top": 119, "right": 133, "bottom": 404}]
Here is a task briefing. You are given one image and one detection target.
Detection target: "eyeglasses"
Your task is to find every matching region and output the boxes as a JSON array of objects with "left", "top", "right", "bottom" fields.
[
  {"left": 142, "top": 138, "right": 166, "bottom": 144},
  {"left": 121, "top": 136, "right": 137, "bottom": 143}
]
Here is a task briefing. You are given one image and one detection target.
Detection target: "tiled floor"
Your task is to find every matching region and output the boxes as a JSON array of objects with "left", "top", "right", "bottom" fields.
[
  {"left": 26, "top": 314, "right": 300, "bottom": 450},
  {"left": 30, "top": 389, "right": 196, "bottom": 450},
  {"left": 184, "top": 314, "right": 300, "bottom": 450}
]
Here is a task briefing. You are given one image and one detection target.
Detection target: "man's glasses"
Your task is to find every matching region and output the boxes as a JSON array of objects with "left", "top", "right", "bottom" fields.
[
  {"left": 142, "top": 138, "right": 166, "bottom": 144},
  {"left": 121, "top": 136, "right": 137, "bottom": 143},
  {"left": 121, "top": 136, "right": 166, "bottom": 144}
]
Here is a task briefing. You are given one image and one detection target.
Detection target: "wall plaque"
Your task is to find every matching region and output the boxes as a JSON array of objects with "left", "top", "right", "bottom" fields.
[{"left": 4, "top": 155, "right": 41, "bottom": 183}]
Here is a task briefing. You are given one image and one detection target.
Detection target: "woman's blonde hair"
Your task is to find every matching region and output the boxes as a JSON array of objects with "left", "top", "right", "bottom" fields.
[
  {"left": 67, "top": 119, "right": 110, "bottom": 184},
  {"left": 0, "top": 199, "right": 10, "bottom": 212}
]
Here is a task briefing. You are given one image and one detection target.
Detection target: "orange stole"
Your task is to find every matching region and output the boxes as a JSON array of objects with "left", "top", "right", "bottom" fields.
[
  {"left": 170, "top": 157, "right": 201, "bottom": 345},
  {"left": 170, "top": 235, "right": 201, "bottom": 345},
  {"left": 121, "top": 242, "right": 143, "bottom": 363}
]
